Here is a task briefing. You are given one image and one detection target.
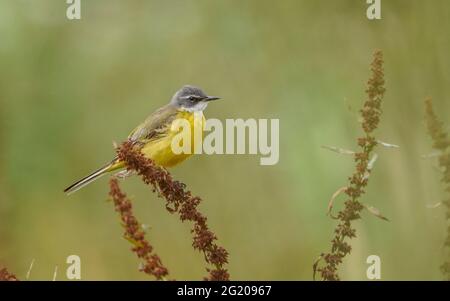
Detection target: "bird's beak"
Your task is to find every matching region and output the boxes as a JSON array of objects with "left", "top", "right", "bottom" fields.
[{"left": 205, "top": 96, "right": 221, "bottom": 102}]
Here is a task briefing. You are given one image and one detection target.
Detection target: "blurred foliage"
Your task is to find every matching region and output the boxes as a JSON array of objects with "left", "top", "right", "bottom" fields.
[{"left": 0, "top": 0, "right": 449, "bottom": 280}]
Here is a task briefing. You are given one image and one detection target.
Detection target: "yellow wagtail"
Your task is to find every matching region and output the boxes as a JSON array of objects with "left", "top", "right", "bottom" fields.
[{"left": 64, "top": 85, "right": 220, "bottom": 195}]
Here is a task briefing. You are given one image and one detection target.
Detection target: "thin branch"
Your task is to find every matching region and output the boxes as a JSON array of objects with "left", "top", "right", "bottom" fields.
[
  {"left": 321, "top": 145, "right": 355, "bottom": 155},
  {"left": 327, "top": 187, "right": 348, "bottom": 219},
  {"left": 426, "top": 202, "right": 442, "bottom": 209},
  {"left": 363, "top": 203, "right": 389, "bottom": 221},
  {"left": 26, "top": 259, "right": 34, "bottom": 280},
  {"left": 377, "top": 140, "right": 400, "bottom": 149},
  {"left": 52, "top": 265, "right": 58, "bottom": 281}
]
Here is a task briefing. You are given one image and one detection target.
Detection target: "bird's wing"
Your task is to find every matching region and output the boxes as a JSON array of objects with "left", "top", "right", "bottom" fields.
[{"left": 128, "top": 104, "right": 179, "bottom": 143}]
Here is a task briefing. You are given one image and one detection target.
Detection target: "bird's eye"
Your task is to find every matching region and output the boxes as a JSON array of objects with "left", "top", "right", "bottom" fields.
[{"left": 188, "top": 96, "right": 195, "bottom": 101}]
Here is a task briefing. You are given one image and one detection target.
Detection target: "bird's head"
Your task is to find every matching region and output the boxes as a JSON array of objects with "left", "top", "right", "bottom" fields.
[{"left": 171, "top": 85, "right": 220, "bottom": 112}]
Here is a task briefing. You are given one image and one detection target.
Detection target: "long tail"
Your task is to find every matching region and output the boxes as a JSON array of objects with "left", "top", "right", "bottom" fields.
[{"left": 64, "top": 159, "right": 123, "bottom": 195}]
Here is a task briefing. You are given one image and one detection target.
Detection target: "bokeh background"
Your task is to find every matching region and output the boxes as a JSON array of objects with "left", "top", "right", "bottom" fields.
[{"left": 0, "top": 0, "right": 449, "bottom": 280}]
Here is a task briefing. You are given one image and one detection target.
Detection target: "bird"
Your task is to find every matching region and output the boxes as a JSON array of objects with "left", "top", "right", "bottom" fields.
[{"left": 64, "top": 85, "right": 220, "bottom": 195}]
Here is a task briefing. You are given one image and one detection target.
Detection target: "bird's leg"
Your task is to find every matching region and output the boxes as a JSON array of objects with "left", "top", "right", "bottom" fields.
[{"left": 114, "top": 169, "right": 135, "bottom": 179}]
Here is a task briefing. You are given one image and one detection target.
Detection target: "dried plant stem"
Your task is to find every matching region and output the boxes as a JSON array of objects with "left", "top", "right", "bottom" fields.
[
  {"left": 424, "top": 98, "right": 450, "bottom": 280},
  {"left": 115, "top": 141, "right": 229, "bottom": 281},
  {"left": 0, "top": 267, "right": 18, "bottom": 281},
  {"left": 26, "top": 259, "right": 34, "bottom": 280},
  {"left": 109, "top": 178, "right": 169, "bottom": 280},
  {"left": 315, "top": 50, "right": 386, "bottom": 281}
]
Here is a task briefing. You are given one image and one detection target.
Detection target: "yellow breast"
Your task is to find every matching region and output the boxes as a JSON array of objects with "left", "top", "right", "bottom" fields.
[{"left": 140, "top": 110, "right": 205, "bottom": 167}]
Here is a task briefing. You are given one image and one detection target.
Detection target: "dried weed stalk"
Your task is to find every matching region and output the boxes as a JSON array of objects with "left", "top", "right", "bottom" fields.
[
  {"left": 115, "top": 141, "right": 229, "bottom": 281},
  {"left": 314, "top": 50, "right": 387, "bottom": 280},
  {"left": 0, "top": 267, "right": 18, "bottom": 281},
  {"left": 424, "top": 97, "right": 450, "bottom": 280},
  {"left": 109, "top": 178, "right": 169, "bottom": 280}
]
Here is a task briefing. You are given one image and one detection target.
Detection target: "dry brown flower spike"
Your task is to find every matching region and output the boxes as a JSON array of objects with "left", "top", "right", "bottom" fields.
[
  {"left": 314, "top": 50, "right": 386, "bottom": 281},
  {"left": 109, "top": 178, "right": 169, "bottom": 280},
  {"left": 0, "top": 267, "right": 18, "bottom": 281},
  {"left": 424, "top": 97, "right": 450, "bottom": 280},
  {"left": 114, "top": 141, "right": 229, "bottom": 281}
]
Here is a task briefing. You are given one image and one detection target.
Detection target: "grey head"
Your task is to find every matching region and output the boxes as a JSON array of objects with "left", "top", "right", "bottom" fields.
[{"left": 170, "top": 85, "right": 220, "bottom": 112}]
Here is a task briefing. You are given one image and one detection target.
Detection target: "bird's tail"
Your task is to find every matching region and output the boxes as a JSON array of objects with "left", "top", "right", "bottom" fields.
[{"left": 64, "top": 158, "right": 123, "bottom": 195}]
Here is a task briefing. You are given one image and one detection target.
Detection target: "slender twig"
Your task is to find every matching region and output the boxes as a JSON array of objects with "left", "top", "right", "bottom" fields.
[
  {"left": 26, "top": 259, "right": 34, "bottom": 280},
  {"left": 52, "top": 265, "right": 58, "bottom": 281}
]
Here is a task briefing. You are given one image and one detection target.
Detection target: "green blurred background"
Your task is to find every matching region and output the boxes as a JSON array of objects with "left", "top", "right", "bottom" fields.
[{"left": 0, "top": 0, "right": 449, "bottom": 280}]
